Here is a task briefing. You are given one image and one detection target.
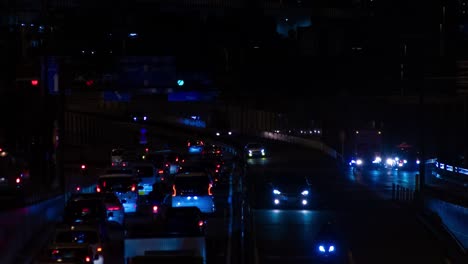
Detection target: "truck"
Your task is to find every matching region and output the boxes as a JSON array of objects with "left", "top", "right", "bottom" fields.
[
  {"left": 124, "top": 225, "right": 206, "bottom": 264},
  {"left": 349, "top": 129, "right": 384, "bottom": 170}
]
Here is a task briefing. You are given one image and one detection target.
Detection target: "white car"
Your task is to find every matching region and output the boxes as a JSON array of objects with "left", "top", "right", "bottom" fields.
[
  {"left": 97, "top": 174, "right": 139, "bottom": 214},
  {"left": 50, "top": 225, "right": 105, "bottom": 264},
  {"left": 171, "top": 172, "right": 216, "bottom": 214}
]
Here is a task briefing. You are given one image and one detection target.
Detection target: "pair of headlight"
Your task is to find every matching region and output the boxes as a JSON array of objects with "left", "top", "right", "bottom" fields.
[{"left": 272, "top": 189, "right": 309, "bottom": 196}]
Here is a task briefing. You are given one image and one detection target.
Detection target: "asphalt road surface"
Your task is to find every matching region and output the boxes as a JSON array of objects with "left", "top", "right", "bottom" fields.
[{"left": 245, "top": 142, "right": 449, "bottom": 264}]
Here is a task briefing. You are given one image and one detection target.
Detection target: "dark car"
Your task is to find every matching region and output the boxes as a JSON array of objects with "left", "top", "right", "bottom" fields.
[
  {"left": 37, "top": 245, "right": 96, "bottom": 264},
  {"left": 267, "top": 176, "right": 311, "bottom": 208},
  {"left": 161, "top": 207, "right": 207, "bottom": 235},
  {"left": 63, "top": 199, "right": 109, "bottom": 239}
]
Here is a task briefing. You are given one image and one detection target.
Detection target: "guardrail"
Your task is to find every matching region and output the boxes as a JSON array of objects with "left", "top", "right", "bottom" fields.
[
  {"left": 258, "top": 131, "right": 340, "bottom": 160},
  {"left": 426, "top": 159, "right": 468, "bottom": 188}
]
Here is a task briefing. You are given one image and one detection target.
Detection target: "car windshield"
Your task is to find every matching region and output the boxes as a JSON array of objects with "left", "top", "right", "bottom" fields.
[
  {"left": 112, "top": 149, "right": 124, "bottom": 156},
  {"left": 55, "top": 230, "right": 99, "bottom": 244},
  {"left": 247, "top": 144, "right": 262, "bottom": 149}
]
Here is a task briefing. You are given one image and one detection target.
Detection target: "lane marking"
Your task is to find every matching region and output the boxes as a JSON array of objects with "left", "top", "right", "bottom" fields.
[{"left": 225, "top": 164, "right": 235, "bottom": 264}]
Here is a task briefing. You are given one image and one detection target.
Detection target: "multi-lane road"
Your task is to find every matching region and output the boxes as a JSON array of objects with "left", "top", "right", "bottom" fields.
[{"left": 245, "top": 141, "right": 450, "bottom": 264}]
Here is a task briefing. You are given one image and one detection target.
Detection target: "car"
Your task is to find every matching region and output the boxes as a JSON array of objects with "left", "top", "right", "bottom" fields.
[
  {"left": 215, "top": 129, "right": 232, "bottom": 137},
  {"left": 244, "top": 143, "right": 266, "bottom": 158},
  {"left": 110, "top": 148, "right": 125, "bottom": 166},
  {"left": 37, "top": 244, "right": 96, "bottom": 264},
  {"left": 131, "top": 113, "right": 148, "bottom": 122},
  {"left": 132, "top": 162, "right": 158, "bottom": 196},
  {"left": 63, "top": 199, "right": 109, "bottom": 231},
  {"left": 267, "top": 175, "right": 311, "bottom": 208},
  {"left": 161, "top": 207, "right": 207, "bottom": 236},
  {"left": 170, "top": 172, "right": 216, "bottom": 214},
  {"left": 68, "top": 193, "right": 125, "bottom": 226},
  {"left": 50, "top": 225, "right": 105, "bottom": 264},
  {"left": 187, "top": 139, "right": 205, "bottom": 154},
  {"left": 97, "top": 174, "right": 140, "bottom": 214}
]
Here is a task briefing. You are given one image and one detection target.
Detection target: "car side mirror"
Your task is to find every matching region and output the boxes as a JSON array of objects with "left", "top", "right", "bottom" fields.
[
  {"left": 121, "top": 199, "right": 127, "bottom": 204},
  {"left": 107, "top": 212, "right": 113, "bottom": 217}
]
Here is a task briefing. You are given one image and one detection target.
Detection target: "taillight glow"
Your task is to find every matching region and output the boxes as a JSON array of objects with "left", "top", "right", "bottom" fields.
[
  {"left": 198, "top": 220, "right": 204, "bottom": 227},
  {"left": 165, "top": 163, "right": 169, "bottom": 167},
  {"left": 52, "top": 250, "right": 59, "bottom": 254},
  {"left": 208, "top": 183, "right": 213, "bottom": 196},
  {"left": 107, "top": 206, "right": 121, "bottom": 211},
  {"left": 97, "top": 247, "right": 102, "bottom": 252},
  {"left": 153, "top": 205, "right": 158, "bottom": 213},
  {"left": 175, "top": 157, "right": 179, "bottom": 162},
  {"left": 85, "top": 256, "right": 91, "bottom": 262},
  {"left": 158, "top": 170, "right": 164, "bottom": 174},
  {"left": 16, "top": 177, "right": 21, "bottom": 184},
  {"left": 172, "top": 184, "right": 176, "bottom": 196},
  {"left": 111, "top": 162, "right": 115, "bottom": 166},
  {"left": 216, "top": 164, "right": 221, "bottom": 168},
  {"left": 96, "top": 186, "right": 101, "bottom": 192},
  {"left": 131, "top": 185, "right": 136, "bottom": 192},
  {"left": 145, "top": 148, "right": 149, "bottom": 153},
  {"left": 82, "top": 208, "right": 90, "bottom": 213},
  {"left": 76, "top": 186, "right": 81, "bottom": 191},
  {"left": 187, "top": 142, "right": 191, "bottom": 147},
  {"left": 80, "top": 164, "right": 86, "bottom": 170}
]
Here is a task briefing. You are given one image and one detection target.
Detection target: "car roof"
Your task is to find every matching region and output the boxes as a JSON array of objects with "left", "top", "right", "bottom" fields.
[
  {"left": 55, "top": 225, "right": 99, "bottom": 232},
  {"left": 98, "top": 174, "right": 137, "bottom": 179},
  {"left": 175, "top": 172, "right": 208, "bottom": 178}
]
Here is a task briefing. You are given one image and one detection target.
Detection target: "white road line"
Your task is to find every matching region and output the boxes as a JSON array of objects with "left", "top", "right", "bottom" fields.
[{"left": 226, "top": 165, "right": 234, "bottom": 264}]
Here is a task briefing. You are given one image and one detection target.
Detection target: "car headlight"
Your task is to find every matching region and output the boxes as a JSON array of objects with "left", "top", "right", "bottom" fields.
[
  {"left": 372, "top": 157, "right": 382, "bottom": 163},
  {"left": 386, "top": 158, "right": 394, "bottom": 165},
  {"left": 318, "top": 244, "right": 336, "bottom": 253},
  {"left": 301, "top": 190, "right": 309, "bottom": 196},
  {"left": 356, "top": 159, "right": 363, "bottom": 165},
  {"left": 216, "top": 132, "right": 220, "bottom": 136},
  {"left": 273, "top": 189, "right": 281, "bottom": 195},
  {"left": 416, "top": 160, "right": 420, "bottom": 164},
  {"left": 249, "top": 150, "right": 252, "bottom": 153}
]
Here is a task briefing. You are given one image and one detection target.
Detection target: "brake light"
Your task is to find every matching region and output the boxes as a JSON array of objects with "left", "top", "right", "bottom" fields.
[
  {"left": 165, "top": 163, "right": 169, "bottom": 167},
  {"left": 208, "top": 183, "right": 213, "bottom": 196},
  {"left": 131, "top": 185, "right": 136, "bottom": 192},
  {"left": 172, "top": 184, "right": 176, "bottom": 196},
  {"left": 216, "top": 164, "right": 221, "bottom": 168},
  {"left": 52, "top": 250, "right": 59, "bottom": 254},
  {"left": 16, "top": 177, "right": 21, "bottom": 184},
  {"left": 187, "top": 142, "right": 191, "bottom": 147},
  {"left": 96, "top": 186, "right": 101, "bottom": 192},
  {"left": 216, "top": 150, "right": 221, "bottom": 154},
  {"left": 182, "top": 159, "right": 185, "bottom": 163},
  {"left": 76, "top": 186, "right": 81, "bottom": 191},
  {"left": 107, "top": 206, "right": 121, "bottom": 211},
  {"left": 111, "top": 162, "right": 115, "bottom": 166},
  {"left": 80, "top": 164, "right": 86, "bottom": 170},
  {"left": 122, "top": 163, "right": 126, "bottom": 167},
  {"left": 152, "top": 205, "right": 158, "bottom": 213},
  {"left": 158, "top": 170, "right": 164, "bottom": 174},
  {"left": 198, "top": 220, "right": 204, "bottom": 227},
  {"left": 175, "top": 157, "right": 179, "bottom": 162},
  {"left": 97, "top": 247, "right": 102, "bottom": 252},
  {"left": 85, "top": 256, "right": 91, "bottom": 262},
  {"left": 145, "top": 148, "right": 149, "bottom": 153},
  {"left": 82, "top": 208, "right": 90, "bottom": 213},
  {"left": 215, "top": 169, "right": 219, "bottom": 173}
]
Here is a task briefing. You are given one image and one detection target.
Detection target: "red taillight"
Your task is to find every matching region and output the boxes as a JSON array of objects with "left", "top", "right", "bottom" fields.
[
  {"left": 82, "top": 208, "right": 90, "bottom": 213},
  {"left": 152, "top": 205, "right": 158, "bottom": 213},
  {"left": 111, "top": 162, "right": 115, "bottom": 166},
  {"left": 131, "top": 185, "right": 136, "bottom": 192},
  {"left": 165, "top": 163, "right": 169, "bottom": 167},
  {"left": 158, "top": 170, "right": 164, "bottom": 174},
  {"left": 107, "top": 206, "right": 121, "bottom": 211},
  {"left": 161, "top": 177, "right": 165, "bottom": 181},
  {"left": 216, "top": 150, "right": 221, "bottom": 154},
  {"left": 97, "top": 247, "right": 102, "bottom": 252},
  {"left": 175, "top": 157, "right": 179, "bottom": 162},
  {"left": 122, "top": 163, "right": 127, "bottom": 167},
  {"left": 216, "top": 164, "right": 221, "bottom": 168},
  {"left": 198, "top": 220, "right": 204, "bottom": 227},
  {"left": 96, "top": 186, "right": 101, "bottom": 192},
  {"left": 85, "top": 256, "right": 91, "bottom": 262},
  {"left": 16, "top": 177, "right": 21, "bottom": 184},
  {"left": 80, "top": 164, "right": 86, "bottom": 170},
  {"left": 215, "top": 169, "right": 219, "bottom": 173},
  {"left": 52, "top": 250, "right": 59, "bottom": 254},
  {"left": 187, "top": 142, "right": 191, "bottom": 147},
  {"left": 145, "top": 148, "right": 149, "bottom": 153},
  {"left": 208, "top": 183, "right": 213, "bottom": 196},
  {"left": 172, "top": 184, "right": 176, "bottom": 196},
  {"left": 76, "top": 186, "right": 81, "bottom": 191}
]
